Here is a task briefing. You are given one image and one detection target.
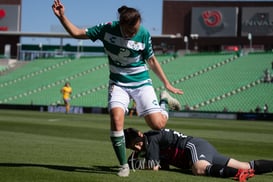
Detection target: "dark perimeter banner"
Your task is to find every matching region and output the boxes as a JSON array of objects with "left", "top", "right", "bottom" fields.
[{"left": 241, "top": 7, "right": 273, "bottom": 36}]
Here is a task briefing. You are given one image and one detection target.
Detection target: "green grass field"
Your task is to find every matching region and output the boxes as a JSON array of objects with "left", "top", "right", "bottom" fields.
[{"left": 0, "top": 110, "right": 272, "bottom": 182}]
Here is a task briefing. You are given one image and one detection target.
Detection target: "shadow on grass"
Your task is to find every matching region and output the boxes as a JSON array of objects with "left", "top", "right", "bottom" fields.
[{"left": 0, "top": 163, "right": 118, "bottom": 175}]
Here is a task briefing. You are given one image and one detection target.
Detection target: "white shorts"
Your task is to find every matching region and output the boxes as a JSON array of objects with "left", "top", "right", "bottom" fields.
[{"left": 108, "top": 84, "right": 162, "bottom": 116}]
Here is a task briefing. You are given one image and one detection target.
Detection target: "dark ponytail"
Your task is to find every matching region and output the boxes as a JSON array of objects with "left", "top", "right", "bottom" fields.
[
  {"left": 118, "top": 6, "right": 141, "bottom": 26},
  {"left": 124, "top": 128, "right": 143, "bottom": 149}
]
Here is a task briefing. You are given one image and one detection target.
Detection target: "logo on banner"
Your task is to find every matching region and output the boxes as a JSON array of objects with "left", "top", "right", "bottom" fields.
[
  {"left": 242, "top": 12, "right": 273, "bottom": 35},
  {"left": 0, "top": 9, "right": 8, "bottom": 31},
  {"left": 0, "top": 9, "right": 6, "bottom": 18},
  {"left": 200, "top": 10, "right": 224, "bottom": 35}
]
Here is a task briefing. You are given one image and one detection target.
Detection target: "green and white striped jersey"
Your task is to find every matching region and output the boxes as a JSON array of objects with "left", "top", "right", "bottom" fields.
[{"left": 85, "top": 21, "right": 154, "bottom": 88}]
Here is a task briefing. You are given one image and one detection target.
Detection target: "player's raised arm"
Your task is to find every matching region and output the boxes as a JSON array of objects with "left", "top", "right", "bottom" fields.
[
  {"left": 147, "top": 55, "right": 183, "bottom": 95},
  {"left": 52, "top": 0, "right": 88, "bottom": 39}
]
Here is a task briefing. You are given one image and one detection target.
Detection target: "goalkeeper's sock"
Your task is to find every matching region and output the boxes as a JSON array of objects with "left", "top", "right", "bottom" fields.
[
  {"left": 206, "top": 164, "right": 238, "bottom": 178},
  {"left": 65, "top": 105, "right": 70, "bottom": 113},
  {"left": 160, "top": 99, "right": 168, "bottom": 110},
  {"left": 249, "top": 160, "right": 273, "bottom": 174},
  {"left": 110, "top": 130, "right": 127, "bottom": 165},
  {"left": 160, "top": 99, "right": 169, "bottom": 119}
]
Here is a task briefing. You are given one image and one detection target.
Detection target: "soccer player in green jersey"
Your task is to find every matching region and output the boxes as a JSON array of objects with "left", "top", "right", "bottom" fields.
[{"left": 52, "top": 0, "right": 183, "bottom": 177}]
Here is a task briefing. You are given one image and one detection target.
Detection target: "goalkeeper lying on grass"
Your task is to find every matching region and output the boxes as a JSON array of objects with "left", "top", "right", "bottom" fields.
[{"left": 124, "top": 128, "right": 273, "bottom": 182}]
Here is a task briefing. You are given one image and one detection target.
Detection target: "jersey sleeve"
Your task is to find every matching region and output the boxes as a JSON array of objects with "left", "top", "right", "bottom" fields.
[
  {"left": 142, "top": 29, "right": 154, "bottom": 61},
  {"left": 85, "top": 22, "right": 111, "bottom": 42},
  {"left": 145, "top": 132, "right": 162, "bottom": 167}
]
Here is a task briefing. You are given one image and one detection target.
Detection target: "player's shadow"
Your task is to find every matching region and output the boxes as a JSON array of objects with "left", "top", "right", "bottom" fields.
[{"left": 0, "top": 162, "right": 117, "bottom": 175}]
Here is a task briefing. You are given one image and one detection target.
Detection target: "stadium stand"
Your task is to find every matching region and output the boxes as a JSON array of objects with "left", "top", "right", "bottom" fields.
[
  {"left": 150, "top": 53, "right": 237, "bottom": 88},
  {"left": 0, "top": 65, "right": 6, "bottom": 72},
  {"left": 200, "top": 83, "right": 272, "bottom": 113},
  {"left": 0, "top": 58, "right": 14, "bottom": 75},
  {"left": 154, "top": 52, "right": 273, "bottom": 113},
  {"left": 0, "top": 56, "right": 109, "bottom": 106},
  {"left": 0, "top": 52, "right": 272, "bottom": 113}
]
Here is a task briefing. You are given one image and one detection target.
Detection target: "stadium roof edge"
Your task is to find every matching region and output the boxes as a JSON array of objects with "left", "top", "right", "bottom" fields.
[
  {"left": 0, "top": 31, "right": 72, "bottom": 38},
  {"left": 0, "top": 31, "right": 180, "bottom": 39}
]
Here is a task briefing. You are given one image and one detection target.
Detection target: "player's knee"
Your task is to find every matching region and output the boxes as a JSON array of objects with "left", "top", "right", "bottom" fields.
[
  {"left": 192, "top": 161, "right": 209, "bottom": 176},
  {"left": 145, "top": 119, "right": 166, "bottom": 130},
  {"left": 144, "top": 113, "right": 167, "bottom": 130},
  {"left": 150, "top": 121, "right": 166, "bottom": 130},
  {"left": 192, "top": 167, "right": 206, "bottom": 176}
]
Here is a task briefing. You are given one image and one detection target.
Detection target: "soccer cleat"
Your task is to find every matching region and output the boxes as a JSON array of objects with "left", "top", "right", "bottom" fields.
[
  {"left": 117, "top": 164, "right": 130, "bottom": 177},
  {"left": 233, "top": 169, "right": 255, "bottom": 182},
  {"left": 160, "top": 90, "right": 181, "bottom": 111}
]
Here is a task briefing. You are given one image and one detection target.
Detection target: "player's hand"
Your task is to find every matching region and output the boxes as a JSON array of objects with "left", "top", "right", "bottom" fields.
[
  {"left": 52, "top": 0, "right": 65, "bottom": 18},
  {"left": 153, "top": 165, "right": 160, "bottom": 171},
  {"left": 165, "top": 84, "right": 184, "bottom": 95}
]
